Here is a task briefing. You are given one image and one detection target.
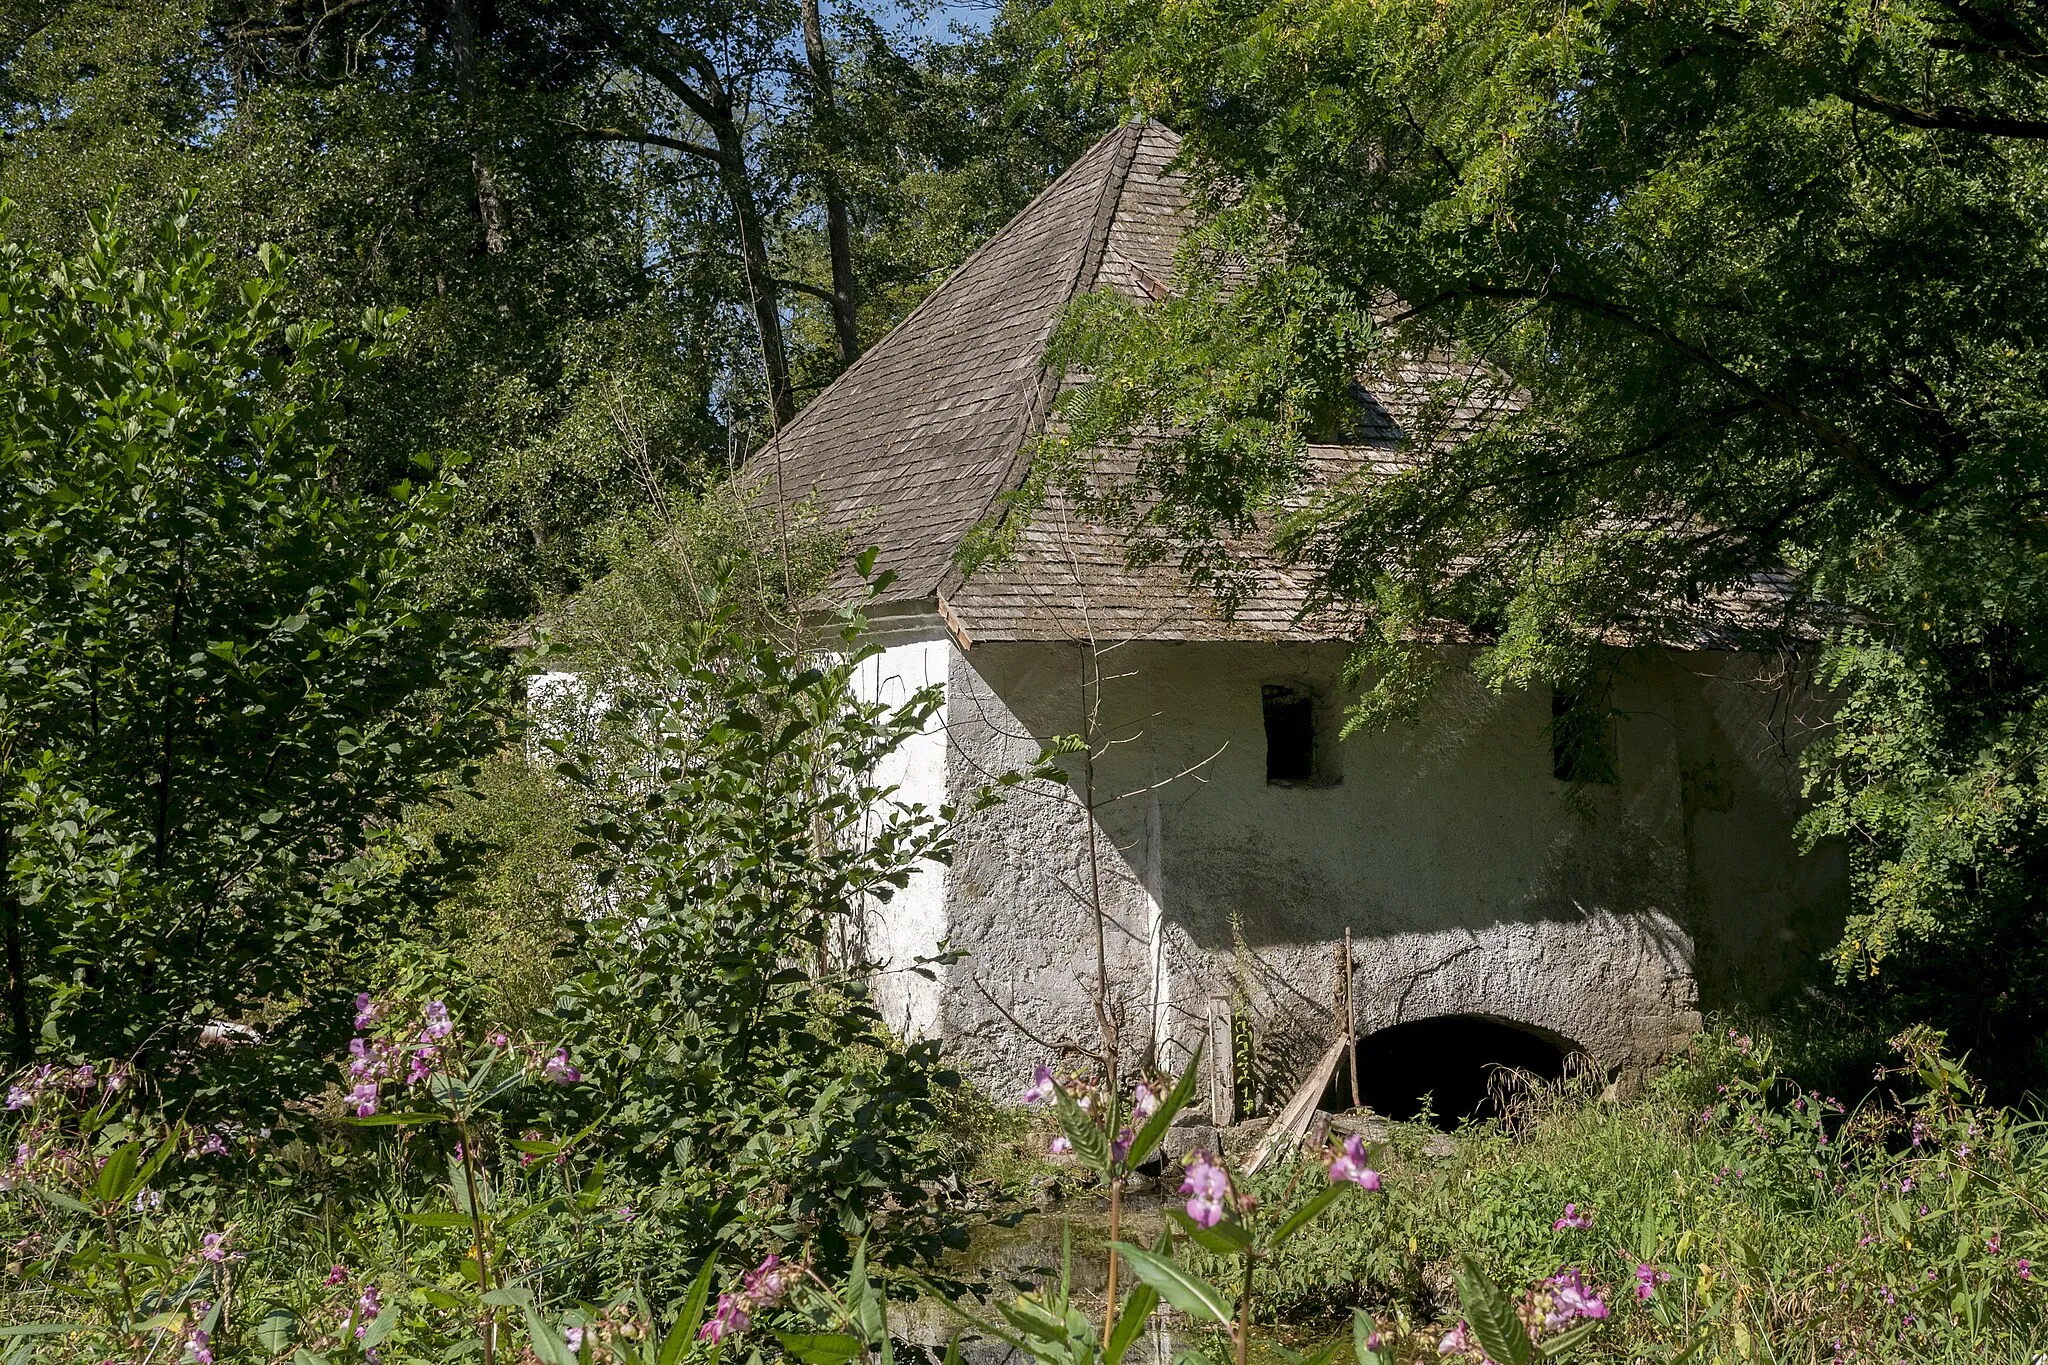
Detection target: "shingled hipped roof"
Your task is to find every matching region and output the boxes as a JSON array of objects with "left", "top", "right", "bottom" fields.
[{"left": 745, "top": 120, "right": 1807, "bottom": 647}]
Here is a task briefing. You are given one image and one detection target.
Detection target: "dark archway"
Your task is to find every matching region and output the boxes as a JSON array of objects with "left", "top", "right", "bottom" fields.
[{"left": 1329, "top": 1015, "right": 1574, "bottom": 1129}]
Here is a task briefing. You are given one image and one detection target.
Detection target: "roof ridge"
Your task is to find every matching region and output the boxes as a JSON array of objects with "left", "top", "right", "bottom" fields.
[
  {"left": 937, "top": 119, "right": 1153, "bottom": 601},
  {"left": 752, "top": 122, "right": 1144, "bottom": 469}
]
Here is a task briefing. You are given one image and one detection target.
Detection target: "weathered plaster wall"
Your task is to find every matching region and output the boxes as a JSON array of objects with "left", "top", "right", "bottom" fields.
[
  {"left": 850, "top": 631, "right": 955, "bottom": 1041},
  {"left": 931, "top": 640, "right": 1844, "bottom": 1098}
]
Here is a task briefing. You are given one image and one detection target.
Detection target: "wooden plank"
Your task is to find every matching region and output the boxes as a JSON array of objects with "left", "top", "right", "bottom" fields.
[{"left": 1243, "top": 1034, "right": 1346, "bottom": 1175}]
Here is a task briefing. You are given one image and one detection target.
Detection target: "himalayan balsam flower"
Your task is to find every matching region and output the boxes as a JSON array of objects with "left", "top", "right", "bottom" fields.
[
  {"left": 1132, "top": 1082, "right": 1160, "bottom": 1124},
  {"left": 355, "top": 1285, "right": 383, "bottom": 1338},
  {"left": 196, "top": 1131, "right": 228, "bottom": 1157},
  {"left": 743, "top": 1254, "right": 791, "bottom": 1308},
  {"left": 1437, "top": 1322, "right": 1475, "bottom": 1356},
  {"left": 699, "top": 1293, "right": 750, "bottom": 1343},
  {"left": 325, "top": 1265, "right": 349, "bottom": 1286},
  {"left": 489, "top": 1031, "right": 510, "bottom": 1049},
  {"left": 1181, "top": 1150, "right": 1230, "bottom": 1229},
  {"left": 1326, "top": 1134, "right": 1382, "bottom": 1191},
  {"left": 1112, "top": 1129, "right": 1133, "bottom": 1164},
  {"left": 1048, "top": 1135, "right": 1072, "bottom": 1156},
  {"left": 134, "top": 1189, "right": 163, "bottom": 1213},
  {"left": 2020, "top": 1260, "right": 2033, "bottom": 1280},
  {"left": 543, "top": 1048, "right": 581, "bottom": 1085},
  {"left": 184, "top": 1327, "right": 213, "bottom": 1365},
  {"left": 1021, "top": 1066, "right": 1056, "bottom": 1105},
  {"left": 615, "top": 1205, "right": 637, "bottom": 1224},
  {"left": 5, "top": 1086, "right": 28, "bottom": 1111},
  {"left": 1553, "top": 1203, "right": 1593, "bottom": 1231},
  {"left": 1634, "top": 1263, "right": 1671, "bottom": 1301},
  {"left": 1542, "top": 1268, "right": 1609, "bottom": 1329},
  {"left": 354, "top": 994, "right": 380, "bottom": 1029},
  {"left": 422, "top": 1000, "right": 454, "bottom": 1042},
  {"left": 349, "top": 1081, "right": 380, "bottom": 1118},
  {"left": 565, "top": 1327, "right": 588, "bottom": 1353},
  {"left": 200, "top": 1232, "right": 232, "bottom": 1263}
]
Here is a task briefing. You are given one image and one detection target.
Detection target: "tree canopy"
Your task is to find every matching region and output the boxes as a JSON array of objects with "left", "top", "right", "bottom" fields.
[{"left": 1045, "top": 0, "right": 2048, "bottom": 1081}]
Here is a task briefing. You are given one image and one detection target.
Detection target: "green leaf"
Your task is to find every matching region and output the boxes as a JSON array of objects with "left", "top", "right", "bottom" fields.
[
  {"left": 1535, "top": 1319, "right": 1601, "bottom": 1358},
  {"left": 1127, "top": 1046, "right": 1203, "bottom": 1169},
  {"left": 522, "top": 1305, "right": 578, "bottom": 1365},
  {"left": 401, "top": 1209, "right": 476, "bottom": 1228},
  {"left": 343, "top": 1112, "right": 445, "bottom": 1127},
  {"left": 777, "top": 1333, "right": 865, "bottom": 1365},
  {"left": 0, "top": 1324, "right": 81, "bottom": 1338},
  {"left": 1106, "top": 1281, "right": 1159, "bottom": 1365},
  {"left": 39, "top": 1189, "right": 94, "bottom": 1216},
  {"left": 361, "top": 1306, "right": 399, "bottom": 1350},
  {"left": 1109, "top": 1242, "right": 1234, "bottom": 1328},
  {"left": 1271, "top": 1182, "right": 1347, "bottom": 1247},
  {"left": 92, "top": 1141, "right": 139, "bottom": 1204},
  {"left": 1352, "top": 1310, "right": 1386, "bottom": 1365},
  {"left": 1455, "top": 1256, "right": 1530, "bottom": 1365},
  {"left": 1167, "top": 1209, "right": 1253, "bottom": 1255},
  {"left": 1052, "top": 1083, "right": 1113, "bottom": 1177},
  {"left": 667, "top": 1256, "right": 718, "bottom": 1362},
  {"left": 255, "top": 1309, "right": 298, "bottom": 1352},
  {"left": 291, "top": 1351, "right": 332, "bottom": 1365}
]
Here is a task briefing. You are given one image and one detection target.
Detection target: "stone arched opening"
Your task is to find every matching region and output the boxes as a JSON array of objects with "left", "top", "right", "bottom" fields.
[{"left": 1330, "top": 1014, "right": 1586, "bottom": 1129}]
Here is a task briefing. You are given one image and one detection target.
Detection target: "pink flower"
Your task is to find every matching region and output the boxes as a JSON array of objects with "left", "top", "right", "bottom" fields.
[
  {"left": 325, "top": 1265, "right": 349, "bottom": 1286},
  {"left": 1327, "top": 1134, "right": 1382, "bottom": 1190},
  {"left": 200, "top": 1231, "right": 232, "bottom": 1263},
  {"left": 1180, "top": 1150, "right": 1231, "bottom": 1229},
  {"left": 1133, "top": 1082, "right": 1160, "bottom": 1124},
  {"left": 2020, "top": 1260, "right": 2033, "bottom": 1280},
  {"left": 354, "top": 993, "right": 380, "bottom": 1029},
  {"left": 5, "top": 1086, "right": 28, "bottom": 1111},
  {"left": 1437, "top": 1322, "right": 1475, "bottom": 1356},
  {"left": 422, "top": 1000, "right": 454, "bottom": 1042},
  {"left": 565, "top": 1327, "right": 587, "bottom": 1353},
  {"left": 1633, "top": 1262, "right": 1670, "bottom": 1301},
  {"left": 1112, "top": 1129, "right": 1133, "bottom": 1164},
  {"left": 700, "top": 1293, "right": 749, "bottom": 1342},
  {"left": 406, "top": 1048, "right": 438, "bottom": 1085},
  {"left": 543, "top": 1048, "right": 581, "bottom": 1085},
  {"left": 489, "top": 1031, "right": 510, "bottom": 1049},
  {"left": 1542, "top": 1268, "right": 1608, "bottom": 1328},
  {"left": 1987, "top": 1235, "right": 2002, "bottom": 1253},
  {"left": 350, "top": 1081, "right": 380, "bottom": 1118},
  {"left": 1553, "top": 1203, "right": 1593, "bottom": 1231},
  {"left": 1022, "top": 1066, "right": 1057, "bottom": 1105},
  {"left": 743, "top": 1254, "right": 790, "bottom": 1308},
  {"left": 355, "top": 1285, "right": 383, "bottom": 1338},
  {"left": 1048, "top": 1135, "right": 1072, "bottom": 1156},
  {"left": 184, "top": 1327, "right": 213, "bottom": 1365},
  {"left": 196, "top": 1131, "right": 228, "bottom": 1157}
]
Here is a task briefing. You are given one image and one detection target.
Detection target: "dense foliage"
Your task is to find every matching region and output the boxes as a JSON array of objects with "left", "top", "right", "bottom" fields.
[
  {"left": 0, "top": 204, "right": 510, "bottom": 1109},
  {"left": 1036, "top": 0, "right": 2048, "bottom": 1087},
  {"left": 0, "top": 0, "right": 1115, "bottom": 619}
]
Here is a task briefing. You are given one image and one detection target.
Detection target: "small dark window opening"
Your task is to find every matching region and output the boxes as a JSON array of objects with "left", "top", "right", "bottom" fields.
[
  {"left": 1551, "top": 691, "right": 1617, "bottom": 785},
  {"left": 1263, "top": 685, "right": 1316, "bottom": 783}
]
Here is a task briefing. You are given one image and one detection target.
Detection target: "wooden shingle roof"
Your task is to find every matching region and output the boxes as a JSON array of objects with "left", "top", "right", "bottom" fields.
[{"left": 747, "top": 121, "right": 1809, "bottom": 648}]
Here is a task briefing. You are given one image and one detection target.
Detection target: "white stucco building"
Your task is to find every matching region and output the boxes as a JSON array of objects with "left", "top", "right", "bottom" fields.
[{"left": 749, "top": 121, "right": 1845, "bottom": 1119}]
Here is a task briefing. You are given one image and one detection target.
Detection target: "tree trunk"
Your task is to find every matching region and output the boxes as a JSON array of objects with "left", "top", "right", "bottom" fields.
[
  {"left": 448, "top": 0, "right": 510, "bottom": 254},
  {"left": 711, "top": 115, "right": 796, "bottom": 426},
  {"left": 800, "top": 0, "right": 860, "bottom": 368},
  {"left": 0, "top": 818, "right": 30, "bottom": 1063}
]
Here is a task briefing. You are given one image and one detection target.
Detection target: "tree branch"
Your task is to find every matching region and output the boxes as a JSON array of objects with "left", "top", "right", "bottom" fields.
[
  {"left": 568, "top": 124, "right": 729, "bottom": 166},
  {"left": 1434, "top": 282, "right": 1925, "bottom": 506},
  {"left": 1843, "top": 89, "right": 2048, "bottom": 139}
]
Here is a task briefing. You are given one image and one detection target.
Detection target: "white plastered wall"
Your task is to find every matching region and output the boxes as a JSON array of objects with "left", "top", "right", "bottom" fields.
[
  {"left": 929, "top": 639, "right": 1844, "bottom": 1097},
  {"left": 850, "top": 631, "right": 957, "bottom": 1041}
]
